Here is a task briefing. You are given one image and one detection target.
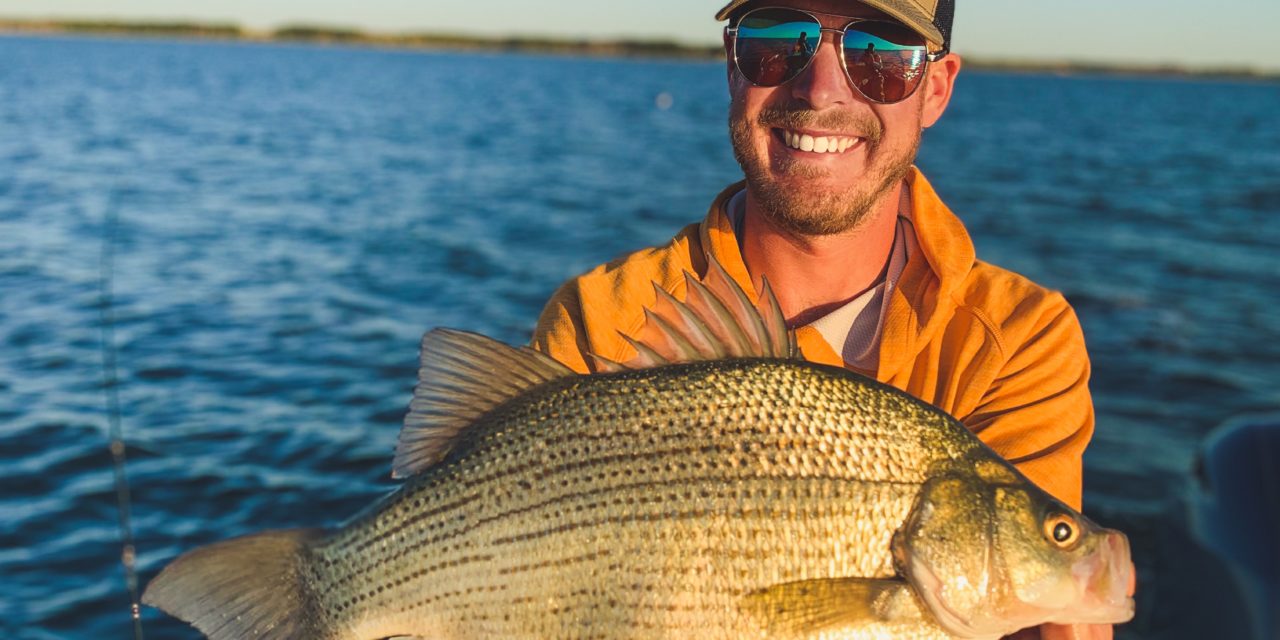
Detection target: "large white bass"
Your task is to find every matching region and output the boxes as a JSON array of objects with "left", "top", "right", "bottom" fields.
[{"left": 143, "top": 258, "right": 1135, "bottom": 639}]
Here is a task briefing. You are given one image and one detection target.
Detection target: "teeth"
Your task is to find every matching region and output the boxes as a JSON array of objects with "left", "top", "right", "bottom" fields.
[{"left": 782, "top": 130, "right": 858, "bottom": 154}]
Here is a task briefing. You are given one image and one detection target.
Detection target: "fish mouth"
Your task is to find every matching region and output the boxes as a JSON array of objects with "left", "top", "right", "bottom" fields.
[
  {"left": 906, "top": 532, "right": 1137, "bottom": 636},
  {"left": 1069, "top": 531, "right": 1137, "bottom": 623}
]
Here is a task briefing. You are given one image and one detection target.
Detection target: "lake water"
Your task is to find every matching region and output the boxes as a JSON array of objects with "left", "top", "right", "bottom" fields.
[{"left": 2, "top": 35, "right": 1278, "bottom": 639}]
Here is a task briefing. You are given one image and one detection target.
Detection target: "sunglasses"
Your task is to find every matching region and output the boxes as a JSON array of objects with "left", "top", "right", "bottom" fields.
[{"left": 727, "top": 7, "right": 945, "bottom": 104}]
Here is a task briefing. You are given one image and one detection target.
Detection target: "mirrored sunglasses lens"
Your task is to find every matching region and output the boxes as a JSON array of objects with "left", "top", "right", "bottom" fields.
[
  {"left": 735, "top": 9, "right": 820, "bottom": 86},
  {"left": 842, "top": 22, "right": 929, "bottom": 102}
]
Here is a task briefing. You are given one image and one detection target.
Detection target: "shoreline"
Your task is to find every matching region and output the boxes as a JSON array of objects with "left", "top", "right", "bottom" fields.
[{"left": 2, "top": 18, "right": 1276, "bottom": 82}]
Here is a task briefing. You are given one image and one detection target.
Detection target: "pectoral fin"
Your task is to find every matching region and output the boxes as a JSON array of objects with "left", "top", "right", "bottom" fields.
[{"left": 741, "top": 577, "right": 928, "bottom": 635}]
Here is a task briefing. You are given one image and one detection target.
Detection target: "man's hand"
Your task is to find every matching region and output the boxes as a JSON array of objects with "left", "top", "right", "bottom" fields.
[
  {"left": 1006, "top": 624, "right": 1112, "bottom": 640},
  {"left": 1042, "top": 624, "right": 1113, "bottom": 640}
]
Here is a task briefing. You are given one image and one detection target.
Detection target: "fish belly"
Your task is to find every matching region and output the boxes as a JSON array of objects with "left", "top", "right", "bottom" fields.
[{"left": 317, "top": 477, "right": 919, "bottom": 638}]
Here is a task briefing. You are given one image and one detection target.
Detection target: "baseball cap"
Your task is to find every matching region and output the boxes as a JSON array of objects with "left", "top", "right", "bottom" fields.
[{"left": 716, "top": 0, "right": 954, "bottom": 54}]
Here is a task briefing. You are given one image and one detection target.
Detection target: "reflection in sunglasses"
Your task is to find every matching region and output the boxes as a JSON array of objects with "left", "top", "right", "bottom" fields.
[{"left": 730, "top": 8, "right": 933, "bottom": 103}]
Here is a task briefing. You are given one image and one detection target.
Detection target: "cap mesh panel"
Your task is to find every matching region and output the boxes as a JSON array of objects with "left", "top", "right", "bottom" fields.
[{"left": 932, "top": 0, "right": 955, "bottom": 52}]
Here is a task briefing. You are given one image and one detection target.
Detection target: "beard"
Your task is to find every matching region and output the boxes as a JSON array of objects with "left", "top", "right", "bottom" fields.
[{"left": 729, "top": 101, "right": 920, "bottom": 236}]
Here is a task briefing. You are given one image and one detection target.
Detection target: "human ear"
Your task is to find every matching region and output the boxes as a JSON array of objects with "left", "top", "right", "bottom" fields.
[{"left": 921, "top": 53, "right": 962, "bottom": 128}]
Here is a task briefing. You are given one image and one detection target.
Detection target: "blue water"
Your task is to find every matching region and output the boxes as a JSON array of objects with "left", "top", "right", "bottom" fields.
[{"left": 2, "top": 35, "right": 1278, "bottom": 639}]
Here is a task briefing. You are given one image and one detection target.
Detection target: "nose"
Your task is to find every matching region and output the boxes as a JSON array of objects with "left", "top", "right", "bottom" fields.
[{"left": 789, "top": 35, "right": 858, "bottom": 109}]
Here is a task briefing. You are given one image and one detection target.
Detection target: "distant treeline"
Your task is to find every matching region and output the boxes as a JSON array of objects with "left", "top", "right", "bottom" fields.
[
  {"left": 272, "top": 26, "right": 721, "bottom": 59},
  {"left": 960, "top": 58, "right": 1278, "bottom": 83},
  {"left": 1, "top": 17, "right": 1275, "bottom": 80},
  {"left": 0, "top": 18, "right": 721, "bottom": 59},
  {"left": 9, "top": 18, "right": 242, "bottom": 38}
]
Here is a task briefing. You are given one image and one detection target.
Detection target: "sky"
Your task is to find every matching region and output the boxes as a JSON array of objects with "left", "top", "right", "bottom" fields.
[{"left": 2, "top": 0, "right": 1278, "bottom": 73}]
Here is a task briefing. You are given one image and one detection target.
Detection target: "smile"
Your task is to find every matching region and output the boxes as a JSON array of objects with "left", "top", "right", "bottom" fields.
[{"left": 778, "top": 128, "right": 862, "bottom": 154}]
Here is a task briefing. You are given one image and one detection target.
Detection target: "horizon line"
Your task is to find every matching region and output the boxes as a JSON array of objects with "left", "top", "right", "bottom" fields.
[{"left": 2, "top": 16, "right": 1277, "bottom": 81}]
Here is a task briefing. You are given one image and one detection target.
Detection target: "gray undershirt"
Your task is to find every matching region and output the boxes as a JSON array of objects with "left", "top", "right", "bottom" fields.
[{"left": 726, "top": 188, "right": 916, "bottom": 372}]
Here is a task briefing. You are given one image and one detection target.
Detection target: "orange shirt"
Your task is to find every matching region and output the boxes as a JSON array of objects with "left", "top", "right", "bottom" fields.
[{"left": 531, "top": 168, "right": 1094, "bottom": 509}]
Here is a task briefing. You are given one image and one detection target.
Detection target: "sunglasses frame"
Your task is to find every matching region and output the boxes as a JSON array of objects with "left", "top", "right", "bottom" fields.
[{"left": 726, "top": 6, "right": 948, "bottom": 104}]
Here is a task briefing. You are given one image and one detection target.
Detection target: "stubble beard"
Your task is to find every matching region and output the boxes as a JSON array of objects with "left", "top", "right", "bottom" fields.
[{"left": 729, "top": 101, "right": 921, "bottom": 237}]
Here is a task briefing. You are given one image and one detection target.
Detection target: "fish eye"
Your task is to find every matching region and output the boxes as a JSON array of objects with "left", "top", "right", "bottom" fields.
[{"left": 1043, "top": 513, "right": 1080, "bottom": 548}]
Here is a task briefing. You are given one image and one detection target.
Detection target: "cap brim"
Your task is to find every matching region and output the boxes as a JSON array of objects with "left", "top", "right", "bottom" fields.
[{"left": 715, "top": 0, "right": 945, "bottom": 50}]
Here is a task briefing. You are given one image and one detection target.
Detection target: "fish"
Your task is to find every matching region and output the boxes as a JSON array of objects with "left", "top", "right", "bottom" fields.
[{"left": 142, "top": 258, "right": 1135, "bottom": 639}]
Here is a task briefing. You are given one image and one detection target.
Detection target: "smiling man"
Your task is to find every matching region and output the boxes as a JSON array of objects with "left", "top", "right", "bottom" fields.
[{"left": 532, "top": 2, "right": 1110, "bottom": 638}]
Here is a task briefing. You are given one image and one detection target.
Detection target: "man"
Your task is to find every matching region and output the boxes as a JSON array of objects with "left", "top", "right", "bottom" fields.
[
  {"left": 787, "top": 31, "right": 815, "bottom": 76},
  {"left": 854, "top": 41, "right": 889, "bottom": 97},
  {"left": 533, "top": 1, "right": 1109, "bottom": 637}
]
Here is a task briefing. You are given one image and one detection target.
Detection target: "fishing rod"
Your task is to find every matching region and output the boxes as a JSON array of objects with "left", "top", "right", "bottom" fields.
[{"left": 99, "top": 199, "right": 145, "bottom": 640}]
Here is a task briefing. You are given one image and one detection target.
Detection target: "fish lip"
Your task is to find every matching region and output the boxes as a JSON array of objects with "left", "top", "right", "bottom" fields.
[
  {"left": 1093, "top": 597, "right": 1137, "bottom": 623},
  {"left": 1049, "top": 596, "right": 1136, "bottom": 626},
  {"left": 1071, "top": 531, "right": 1137, "bottom": 623}
]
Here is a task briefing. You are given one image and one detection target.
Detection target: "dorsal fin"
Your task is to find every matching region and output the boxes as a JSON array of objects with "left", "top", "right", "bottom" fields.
[
  {"left": 394, "top": 328, "right": 575, "bottom": 478},
  {"left": 592, "top": 255, "right": 800, "bottom": 372}
]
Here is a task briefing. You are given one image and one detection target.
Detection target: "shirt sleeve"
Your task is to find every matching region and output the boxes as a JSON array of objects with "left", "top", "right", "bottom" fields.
[
  {"left": 963, "top": 294, "right": 1095, "bottom": 510},
  {"left": 530, "top": 279, "right": 595, "bottom": 374}
]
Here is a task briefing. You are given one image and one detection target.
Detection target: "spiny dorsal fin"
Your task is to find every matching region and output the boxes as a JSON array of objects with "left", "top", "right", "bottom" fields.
[
  {"left": 394, "top": 328, "right": 575, "bottom": 478},
  {"left": 590, "top": 255, "right": 799, "bottom": 372}
]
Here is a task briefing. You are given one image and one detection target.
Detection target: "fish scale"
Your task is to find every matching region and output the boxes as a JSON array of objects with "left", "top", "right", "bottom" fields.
[{"left": 298, "top": 359, "right": 967, "bottom": 638}]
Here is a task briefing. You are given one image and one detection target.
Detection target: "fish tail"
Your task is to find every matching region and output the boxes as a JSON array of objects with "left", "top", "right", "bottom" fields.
[{"left": 143, "top": 528, "right": 335, "bottom": 640}]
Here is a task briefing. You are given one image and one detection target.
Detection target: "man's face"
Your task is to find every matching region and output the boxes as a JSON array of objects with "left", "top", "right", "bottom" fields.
[{"left": 727, "top": 0, "right": 947, "bottom": 236}]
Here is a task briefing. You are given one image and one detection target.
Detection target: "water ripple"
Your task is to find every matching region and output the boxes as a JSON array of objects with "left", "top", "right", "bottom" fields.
[{"left": 1, "top": 37, "right": 1276, "bottom": 638}]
